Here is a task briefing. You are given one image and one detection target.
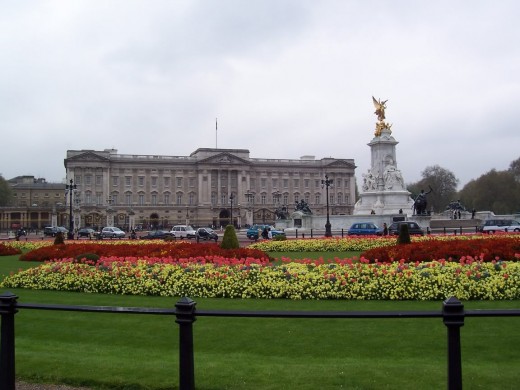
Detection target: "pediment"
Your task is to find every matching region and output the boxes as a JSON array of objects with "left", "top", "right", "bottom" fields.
[
  {"left": 324, "top": 160, "right": 357, "bottom": 169},
  {"left": 66, "top": 151, "right": 111, "bottom": 162},
  {"left": 197, "top": 152, "right": 250, "bottom": 165}
]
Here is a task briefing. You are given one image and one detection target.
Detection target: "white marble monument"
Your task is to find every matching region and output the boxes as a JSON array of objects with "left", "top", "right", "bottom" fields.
[{"left": 353, "top": 97, "right": 415, "bottom": 216}]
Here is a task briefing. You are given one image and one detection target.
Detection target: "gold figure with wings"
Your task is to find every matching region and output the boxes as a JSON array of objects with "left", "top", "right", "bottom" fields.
[{"left": 372, "top": 96, "right": 387, "bottom": 122}]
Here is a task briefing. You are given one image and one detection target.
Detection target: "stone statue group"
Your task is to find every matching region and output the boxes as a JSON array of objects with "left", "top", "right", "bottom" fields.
[{"left": 362, "top": 165, "right": 405, "bottom": 192}]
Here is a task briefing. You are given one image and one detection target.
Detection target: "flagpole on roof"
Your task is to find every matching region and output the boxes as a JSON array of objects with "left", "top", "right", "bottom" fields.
[{"left": 215, "top": 118, "right": 218, "bottom": 148}]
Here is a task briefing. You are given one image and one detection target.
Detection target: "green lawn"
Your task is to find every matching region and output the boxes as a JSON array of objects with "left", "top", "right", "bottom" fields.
[{"left": 1, "top": 254, "right": 520, "bottom": 389}]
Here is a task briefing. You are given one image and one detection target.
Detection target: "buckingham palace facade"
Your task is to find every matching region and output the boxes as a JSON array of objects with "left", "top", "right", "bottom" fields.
[{"left": 63, "top": 148, "right": 357, "bottom": 230}]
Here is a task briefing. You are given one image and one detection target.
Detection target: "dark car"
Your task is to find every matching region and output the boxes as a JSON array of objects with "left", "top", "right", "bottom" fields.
[
  {"left": 388, "top": 221, "right": 425, "bottom": 236},
  {"left": 196, "top": 227, "right": 218, "bottom": 242},
  {"left": 246, "top": 224, "right": 286, "bottom": 240},
  {"left": 77, "top": 228, "right": 96, "bottom": 238},
  {"left": 347, "top": 222, "right": 383, "bottom": 236},
  {"left": 141, "top": 230, "right": 174, "bottom": 240},
  {"left": 43, "top": 226, "right": 68, "bottom": 237}
]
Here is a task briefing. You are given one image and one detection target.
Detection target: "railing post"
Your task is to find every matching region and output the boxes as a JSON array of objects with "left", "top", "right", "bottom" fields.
[
  {"left": 442, "top": 296, "right": 464, "bottom": 390},
  {"left": 310, "top": 229, "right": 313, "bottom": 238},
  {"left": 0, "top": 292, "right": 18, "bottom": 390},
  {"left": 175, "top": 297, "right": 197, "bottom": 390}
]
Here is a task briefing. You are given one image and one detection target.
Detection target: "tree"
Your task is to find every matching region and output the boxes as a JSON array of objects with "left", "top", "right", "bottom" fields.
[
  {"left": 0, "top": 175, "right": 13, "bottom": 206},
  {"left": 407, "top": 165, "right": 459, "bottom": 213},
  {"left": 508, "top": 157, "right": 520, "bottom": 182},
  {"left": 458, "top": 169, "right": 520, "bottom": 214}
]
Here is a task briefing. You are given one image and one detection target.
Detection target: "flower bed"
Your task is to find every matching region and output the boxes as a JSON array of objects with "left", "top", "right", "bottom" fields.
[
  {"left": 0, "top": 243, "right": 21, "bottom": 256},
  {"left": 19, "top": 242, "right": 269, "bottom": 262},
  {"left": 249, "top": 234, "right": 520, "bottom": 253},
  {"left": 2, "top": 257, "right": 519, "bottom": 300},
  {"left": 2, "top": 235, "right": 520, "bottom": 300},
  {"left": 360, "top": 237, "right": 520, "bottom": 263}
]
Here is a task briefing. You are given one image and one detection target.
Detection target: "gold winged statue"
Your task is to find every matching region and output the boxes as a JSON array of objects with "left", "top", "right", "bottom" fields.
[{"left": 372, "top": 96, "right": 387, "bottom": 122}]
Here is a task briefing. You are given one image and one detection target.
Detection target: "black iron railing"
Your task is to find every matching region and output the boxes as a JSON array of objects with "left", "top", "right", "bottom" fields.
[{"left": 1, "top": 292, "right": 519, "bottom": 390}]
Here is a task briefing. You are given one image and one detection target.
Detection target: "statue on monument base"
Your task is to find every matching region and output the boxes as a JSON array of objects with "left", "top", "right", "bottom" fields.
[
  {"left": 372, "top": 96, "right": 393, "bottom": 136},
  {"left": 383, "top": 164, "right": 404, "bottom": 190},
  {"left": 413, "top": 186, "right": 433, "bottom": 215},
  {"left": 294, "top": 199, "right": 312, "bottom": 214},
  {"left": 362, "top": 169, "right": 378, "bottom": 191}
]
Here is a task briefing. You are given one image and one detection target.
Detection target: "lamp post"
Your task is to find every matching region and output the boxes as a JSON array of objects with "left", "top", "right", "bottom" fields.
[
  {"left": 321, "top": 174, "right": 333, "bottom": 237},
  {"left": 229, "top": 193, "right": 235, "bottom": 227},
  {"left": 65, "top": 179, "right": 77, "bottom": 239}
]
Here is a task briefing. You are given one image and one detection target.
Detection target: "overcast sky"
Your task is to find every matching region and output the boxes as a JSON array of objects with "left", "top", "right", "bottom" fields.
[{"left": 1, "top": 0, "right": 519, "bottom": 190}]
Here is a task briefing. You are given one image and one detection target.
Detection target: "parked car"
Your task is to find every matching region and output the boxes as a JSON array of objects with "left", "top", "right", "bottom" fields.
[
  {"left": 195, "top": 227, "right": 218, "bottom": 242},
  {"left": 388, "top": 221, "right": 425, "bottom": 236},
  {"left": 77, "top": 228, "right": 96, "bottom": 238},
  {"left": 170, "top": 225, "right": 197, "bottom": 239},
  {"left": 479, "top": 219, "right": 520, "bottom": 233},
  {"left": 141, "top": 230, "right": 174, "bottom": 240},
  {"left": 246, "top": 224, "right": 286, "bottom": 240},
  {"left": 347, "top": 222, "right": 382, "bottom": 236},
  {"left": 100, "top": 227, "right": 126, "bottom": 239},
  {"left": 43, "top": 226, "right": 69, "bottom": 237}
]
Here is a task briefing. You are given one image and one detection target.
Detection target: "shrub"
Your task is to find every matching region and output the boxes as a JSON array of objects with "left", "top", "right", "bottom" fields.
[
  {"left": 397, "top": 223, "right": 411, "bottom": 245},
  {"left": 273, "top": 234, "right": 287, "bottom": 241},
  {"left": 220, "top": 225, "right": 239, "bottom": 249},
  {"left": 54, "top": 232, "right": 65, "bottom": 245}
]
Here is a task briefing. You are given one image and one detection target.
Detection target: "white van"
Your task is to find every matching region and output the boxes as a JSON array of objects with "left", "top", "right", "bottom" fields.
[
  {"left": 170, "top": 225, "right": 196, "bottom": 239},
  {"left": 480, "top": 219, "right": 520, "bottom": 233}
]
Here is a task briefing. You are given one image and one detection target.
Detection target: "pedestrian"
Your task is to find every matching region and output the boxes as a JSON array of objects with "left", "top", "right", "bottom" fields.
[
  {"left": 471, "top": 209, "right": 476, "bottom": 219},
  {"left": 261, "top": 227, "right": 269, "bottom": 239},
  {"left": 383, "top": 223, "right": 388, "bottom": 236},
  {"left": 457, "top": 210, "right": 461, "bottom": 219},
  {"left": 267, "top": 228, "right": 273, "bottom": 239}
]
